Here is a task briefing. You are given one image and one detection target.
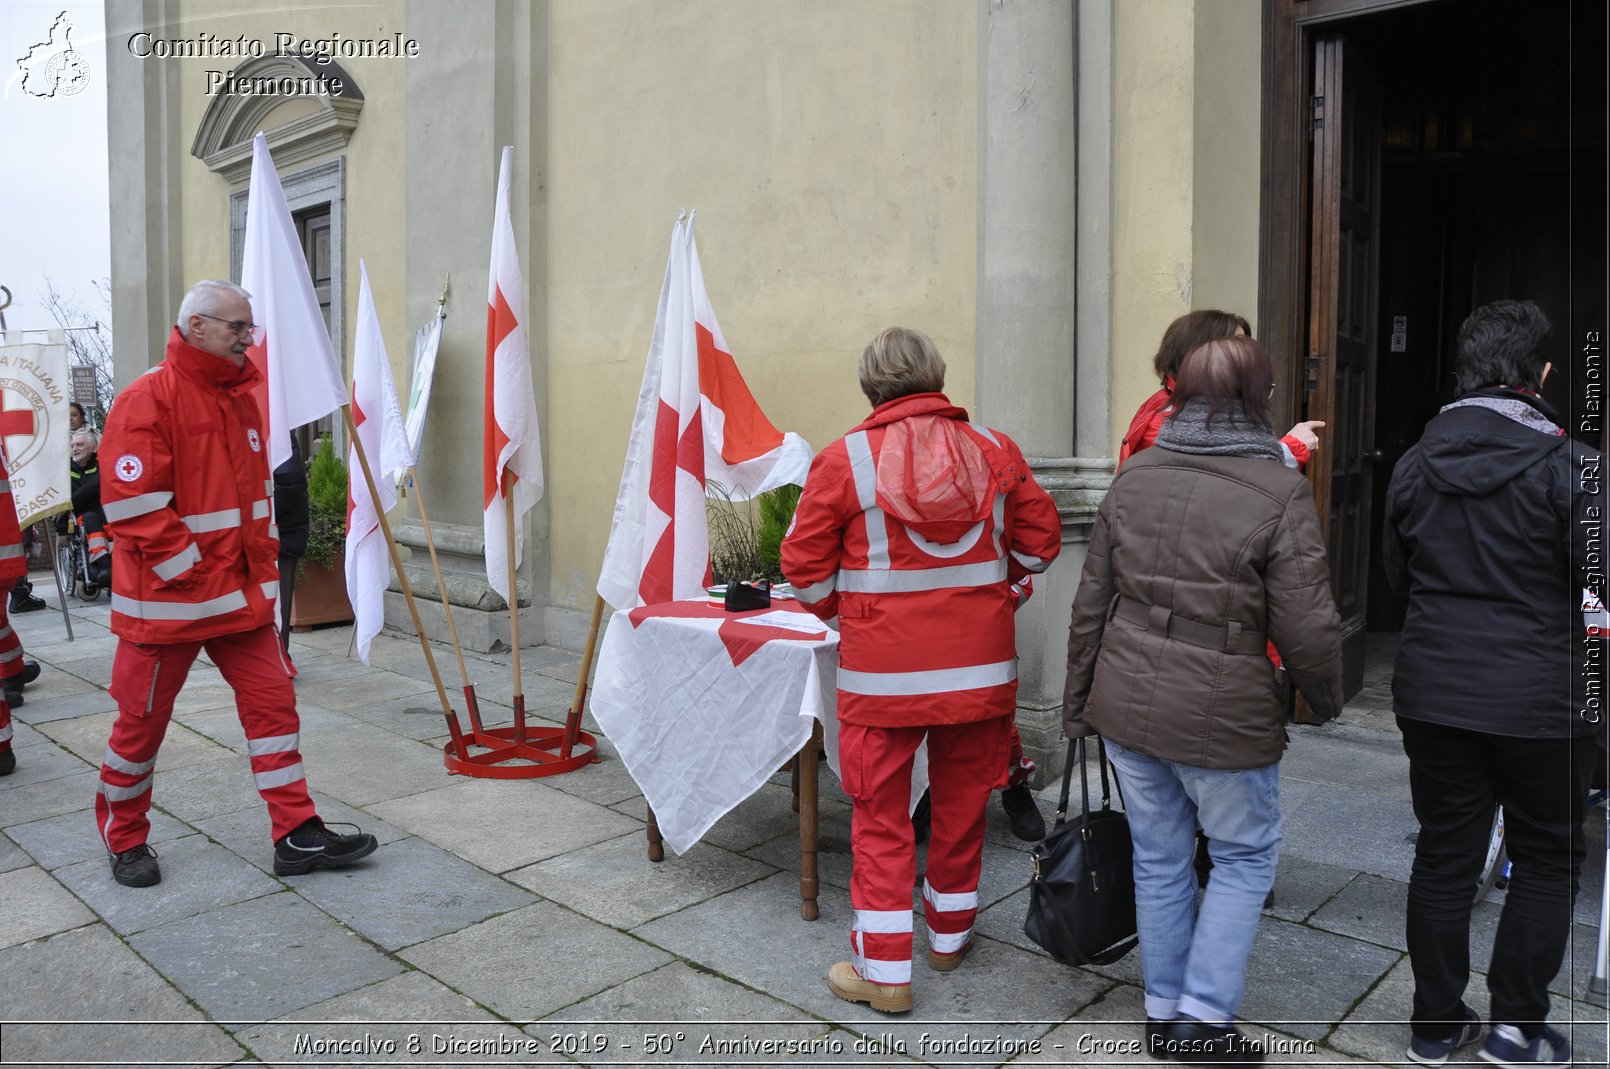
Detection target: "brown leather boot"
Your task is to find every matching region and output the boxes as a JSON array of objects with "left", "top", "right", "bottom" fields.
[
  {"left": 826, "top": 962, "right": 912, "bottom": 1013},
  {"left": 927, "top": 939, "right": 973, "bottom": 972}
]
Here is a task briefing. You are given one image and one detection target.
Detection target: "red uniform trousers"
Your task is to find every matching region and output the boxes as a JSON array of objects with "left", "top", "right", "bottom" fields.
[
  {"left": 0, "top": 604, "right": 20, "bottom": 754},
  {"left": 841, "top": 714, "right": 1012, "bottom": 986},
  {"left": 95, "top": 624, "right": 317, "bottom": 853}
]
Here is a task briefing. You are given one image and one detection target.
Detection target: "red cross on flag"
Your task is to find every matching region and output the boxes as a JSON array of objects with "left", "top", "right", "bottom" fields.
[
  {"left": 596, "top": 213, "right": 813, "bottom": 609},
  {"left": 482, "top": 146, "right": 545, "bottom": 606},
  {"left": 0, "top": 328, "right": 72, "bottom": 527}
]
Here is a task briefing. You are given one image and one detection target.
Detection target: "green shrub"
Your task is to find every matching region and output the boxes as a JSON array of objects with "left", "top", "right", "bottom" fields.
[{"left": 304, "top": 438, "right": 348, "bottom": 570}]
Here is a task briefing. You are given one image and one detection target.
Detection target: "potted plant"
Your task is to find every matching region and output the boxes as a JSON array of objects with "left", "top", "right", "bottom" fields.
[
  {"left": 288, "top": 437, "right": 354, "bottom": 627},
  {"left": 706, "top": 483, "right": 801, "bottom": 586}
]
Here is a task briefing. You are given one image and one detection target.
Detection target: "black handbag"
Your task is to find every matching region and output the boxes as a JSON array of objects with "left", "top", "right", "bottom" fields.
[{"left": 1023, "top": 735, "right": 1139, "bottom": 965}]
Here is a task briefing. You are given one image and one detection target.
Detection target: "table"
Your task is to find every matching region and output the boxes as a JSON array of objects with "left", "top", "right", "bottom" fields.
[{"left": 590, "top": 599, "right": 926, "bottom": 921}]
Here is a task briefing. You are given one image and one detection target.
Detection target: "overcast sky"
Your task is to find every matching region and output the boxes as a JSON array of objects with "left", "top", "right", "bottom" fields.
[{"left": 0, "top": 3, "right": 110, "bottom": 333}]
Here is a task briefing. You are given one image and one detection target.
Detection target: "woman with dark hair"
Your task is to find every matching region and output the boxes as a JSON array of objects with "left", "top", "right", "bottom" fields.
[
  {"left": 1385, "top": 299, "right": 1598, "bottom": 1067},
  {"left": 1118, "top": 309, "right": 1323, "bottom": 469},
  {"left": 1065, "top": 335, "right": 1343, "bottom": 1064}
]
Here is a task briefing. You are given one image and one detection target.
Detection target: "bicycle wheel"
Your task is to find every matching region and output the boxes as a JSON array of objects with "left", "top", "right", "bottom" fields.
[{"left": 1476, "top": 806, "right": 1509, "bottom": 902}]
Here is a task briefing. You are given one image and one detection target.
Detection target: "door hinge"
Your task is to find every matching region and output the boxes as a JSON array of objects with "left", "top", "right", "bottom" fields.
[
  {"left": 1304, "top": 354, "right": 1322, "bottom": 394},
  {"left": 1309, "top": 94, "right": 1325, "bottom": 141}
]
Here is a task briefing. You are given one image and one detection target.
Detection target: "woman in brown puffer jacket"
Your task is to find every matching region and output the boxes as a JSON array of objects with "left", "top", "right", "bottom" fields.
[{"left": 1063, "top": 335, "right": 1343, "bottom": 1066}]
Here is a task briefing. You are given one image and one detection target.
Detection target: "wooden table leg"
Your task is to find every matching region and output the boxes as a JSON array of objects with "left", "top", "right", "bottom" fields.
[
  {"left": 799, "top": 720, "right": 822, "bottom": 920},
  {"left": 646, "top": 802, "right": 664, "bottom": 862}
]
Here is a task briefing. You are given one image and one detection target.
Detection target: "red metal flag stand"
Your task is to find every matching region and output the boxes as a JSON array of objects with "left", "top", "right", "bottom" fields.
[{"left": 442, "top": 476, "right": 598, "bottom": 777}]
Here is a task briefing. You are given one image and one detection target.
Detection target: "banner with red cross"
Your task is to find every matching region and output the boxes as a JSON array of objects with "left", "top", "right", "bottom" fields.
[{"left": 0, "top": 329, "right": 72, "bottom": 526}]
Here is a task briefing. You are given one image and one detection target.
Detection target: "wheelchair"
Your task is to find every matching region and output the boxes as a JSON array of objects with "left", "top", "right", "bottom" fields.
[{"left": 56, "top": 513, "right": 110, "bottom": 602}]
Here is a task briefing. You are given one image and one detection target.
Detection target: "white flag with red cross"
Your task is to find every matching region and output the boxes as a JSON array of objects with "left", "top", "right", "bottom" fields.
[
  {"left": 0, "top": 329, "right": 72, "bottom": 526},
  {"left": 596, "top": 213, "right": 813, "bottom": 610},
  {"left": 482, "top": 146, "right": 545, "bottom": 606},
  {"left": 345, "top": 262, "right": 412, "bottom": 665},
  {"left": 240, "top": 133, "right": 348, "bottom": 475}
]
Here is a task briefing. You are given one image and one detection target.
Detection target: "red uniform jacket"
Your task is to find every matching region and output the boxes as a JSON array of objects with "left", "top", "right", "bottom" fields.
[
  {"left": 99, "top": 329, "right": 280, "bottom": 644},
  {"left": 781, "top": 393, "right": 1062, "bottom": 728},
  {"left": 0, "top": 451, "right": 27, "bottom": 584}
]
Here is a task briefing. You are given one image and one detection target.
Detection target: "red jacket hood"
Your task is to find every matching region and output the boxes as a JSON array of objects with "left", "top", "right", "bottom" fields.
[
  {"left": 855, "top": 392, "right": 1001, "bottom": 543},
  {"left": 164, "top": 327, "right": 263, "bottom": 396}
]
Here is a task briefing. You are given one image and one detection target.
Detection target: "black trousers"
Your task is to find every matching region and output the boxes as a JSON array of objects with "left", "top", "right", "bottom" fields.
[
  {"left": 1397, "top": 715, "right": 1593, "bottom": 1039},
  {"left": 277, "top": 553, "right": 299, "bottom": 651}
]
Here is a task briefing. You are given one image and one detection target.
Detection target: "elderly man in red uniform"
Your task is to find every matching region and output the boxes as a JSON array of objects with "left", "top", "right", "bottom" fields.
[
  {"left": 0, "top": 447, "right": 44, "bottom": 776},
  {"left": 783, "top": 327, "right": 1062, "bottom": 1013},
  {"left": 95, "top": 279, "right": 377, "bottom": 887}
]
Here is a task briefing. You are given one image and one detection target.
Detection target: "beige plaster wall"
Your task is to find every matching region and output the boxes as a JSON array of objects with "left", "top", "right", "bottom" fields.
[
  {"left": 1107, "top": 0, "right": 1262, "bottom": 455},
  {"left": 544, "top": 0, "right": 979, "bottom": 609},
  {"left": 164, "top": 0, "right": 409, "bottom": 382}
]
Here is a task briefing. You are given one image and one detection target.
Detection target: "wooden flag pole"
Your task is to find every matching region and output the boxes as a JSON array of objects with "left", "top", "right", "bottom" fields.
[
  {"left": 341, "top": 405, "right": 469, "bottom": 758},
  {"left": 560, "top": 593, "right": 605, "bottom": 758},
  {"left": 503, "top": 472, "right": 525, "bottom": 745},
  {"left": 407, "top": 465, "right": 486, "bottom": 740}
]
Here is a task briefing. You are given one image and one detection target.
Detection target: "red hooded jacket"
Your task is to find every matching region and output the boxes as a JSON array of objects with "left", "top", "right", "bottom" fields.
[
  {"left": 781, "top": 393, "right": 1061, "bottom": 728},
  {"left": 99, "top": 328, "right": 280, "bottom": 644}
]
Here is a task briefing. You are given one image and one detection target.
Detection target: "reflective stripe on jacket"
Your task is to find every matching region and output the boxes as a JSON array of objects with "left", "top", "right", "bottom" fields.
[
  {"left": 782, "top": 392, "right": 1062, "bottom": 728},
  {"left": 99, "top": 328, "right": 280, "bottom": 643}
]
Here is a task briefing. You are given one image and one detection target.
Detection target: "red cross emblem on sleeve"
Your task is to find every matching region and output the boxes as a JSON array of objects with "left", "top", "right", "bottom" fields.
[{"left": 115, "top": 454, "right": 144, "bottom": 482}]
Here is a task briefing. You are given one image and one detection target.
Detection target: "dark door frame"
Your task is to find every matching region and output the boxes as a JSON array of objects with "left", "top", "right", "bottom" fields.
[{"left": 1258, "top": 0, "right": 1435, "bottom": 428}]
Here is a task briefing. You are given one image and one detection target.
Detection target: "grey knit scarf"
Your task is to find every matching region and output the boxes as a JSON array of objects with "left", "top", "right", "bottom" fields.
[{"left": 1154, "top": 398, "right": 1285, "bottom": 461}]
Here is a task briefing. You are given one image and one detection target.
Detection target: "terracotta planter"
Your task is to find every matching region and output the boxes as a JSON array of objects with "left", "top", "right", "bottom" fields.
[{"left": 289, "top": 554, "right": 354, "bottom": 628}]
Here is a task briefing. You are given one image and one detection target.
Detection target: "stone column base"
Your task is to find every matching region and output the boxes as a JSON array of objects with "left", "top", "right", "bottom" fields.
[{"left": 381, "top": 520, "right": 544, "bottom": 653}]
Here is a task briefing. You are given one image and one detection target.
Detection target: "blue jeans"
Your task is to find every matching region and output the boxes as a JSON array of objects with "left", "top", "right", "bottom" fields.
[{"left": 1104, "top": 739, "right": 1281, "bottom": 1026}]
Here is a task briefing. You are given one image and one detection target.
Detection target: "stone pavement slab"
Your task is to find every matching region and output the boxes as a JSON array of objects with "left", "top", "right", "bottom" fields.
[
  {"left": 632, "top": 871, "right": 1110, "bottom": 1049},
  {"left": 129, "top": 891, "right": 403, "bottom": 1025},
  {"left": 301, "top": 668, "right": 437, "bottom": 710},
  {"left": 0, "top": 739, "right": 91, "bottom": 791},
  {"left": 52, "top": 832, "right": 283, "bottom": 936},
  {"left": 296, "top": 720, "right": 455, "bottom": 807},
  {"left": 367, "top": 776, "right": 641, "bottom": 872},
  {"left": 0, "top": 768, "right": 99, "bottom": 828},
  {"left": 541, "top": 960, "right": 832, "bottom": 1066},
  {"left": 400, "top": 900, "right": 673, "bottom": 1020},
  {"left": 1265, "top": 854, "right": 1360, "bottom": 923},
  {"left": 50, "top": 654, "right": 113, "bottom": 688},
  {"left": 40, "top": 710, "right": 235, "bottom": 772},
  {"left": 0, "top": 865, "right": 95, "bottom": 948},
  {"left": 0, "top": 832, "right": 30, "bottom": 874},
  {"left": 1283, "top": 723, "right": 1414, "bottom": 801},
  {"left": 7, "top": 804, "right": 191, "bottom": 870},
  {"left": 284, "top": 833, "right": 536, "bottom": 950},
  {"left": 5, "top": 686, "right": 116, "bottom": 724},
  {"left": 0, "top": 923, "right": 247, "bottom": 1066},
  {"left": 506, "top": 831, "right": 776, "bottom": 929},
  {"left": 144, "top": 757, "right": 273, "bottom": 826},
  {"left": 237, "top": 970, "right": 528, "bottom": 1068},
  {"left": 1281, "top": 776, "right": 1419, "bottom": 882}
]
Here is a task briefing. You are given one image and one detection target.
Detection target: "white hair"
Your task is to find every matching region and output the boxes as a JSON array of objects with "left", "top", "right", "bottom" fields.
[
  {"left": 72, "top": 428, "right": 100, "bottom": 448},
  {"left": 176, "top": 280, "right": 252, "bottom": 339}
]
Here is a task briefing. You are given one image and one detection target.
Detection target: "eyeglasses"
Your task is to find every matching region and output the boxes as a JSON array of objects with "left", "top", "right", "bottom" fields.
[{"left": 195, "top": 313, "right": 264, "bottom": 345}]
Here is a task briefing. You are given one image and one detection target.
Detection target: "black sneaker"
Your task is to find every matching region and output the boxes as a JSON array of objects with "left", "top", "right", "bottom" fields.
[
  {"left": 17, "top": 660, "right": 40, "bottom": 687},
  {"left": 111, "top": 844, "right": 162, "bottom": 887},
  {"left": 3, "top": 687, "right": 22, "bottom": 708},
  {"left": 9, "top": 592, "right": 46, "bottom": 613},
  {"left": 0, "top": 748, "right": 14, "bottom": 776},
  {"left": 1001, "top": 783, "right": 1046, "bottom": 841},
  {"left": 273, "top": 819, "right": 378, "bottom": 876}
]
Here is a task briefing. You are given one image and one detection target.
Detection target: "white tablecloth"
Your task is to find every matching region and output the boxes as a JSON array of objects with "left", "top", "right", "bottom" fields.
[{"left": 591, "top": 601, "right": 926, "bottom": 855}]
